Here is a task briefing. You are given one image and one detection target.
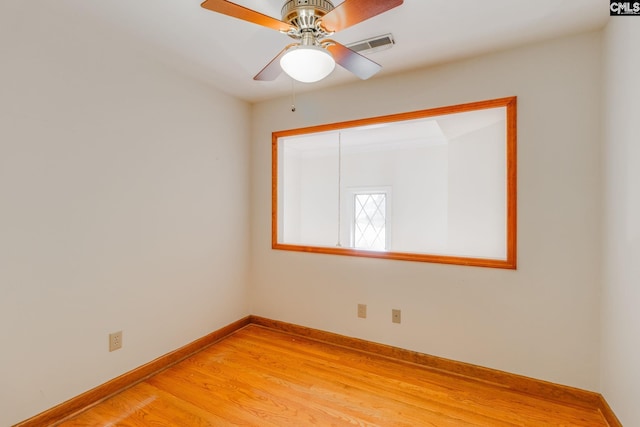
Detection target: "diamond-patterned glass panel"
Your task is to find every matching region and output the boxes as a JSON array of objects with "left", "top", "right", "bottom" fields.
[{"left": 353, "top": 193, "right": 386, "bottom": 250}]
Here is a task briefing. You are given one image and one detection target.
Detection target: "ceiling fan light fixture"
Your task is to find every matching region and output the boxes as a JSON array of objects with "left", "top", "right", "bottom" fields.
[{"left": 280, "top": 45, "right": 336, "bottom": 83}]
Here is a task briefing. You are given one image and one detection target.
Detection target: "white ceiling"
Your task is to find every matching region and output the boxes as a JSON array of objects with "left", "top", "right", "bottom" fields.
[{"left": 49, "top": 0, "right": 607, "bottom": 102}]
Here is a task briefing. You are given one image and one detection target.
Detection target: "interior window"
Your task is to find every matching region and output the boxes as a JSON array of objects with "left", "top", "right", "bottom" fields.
[{"left": 272, "top": 97, "right": 517, "bottom": 269}]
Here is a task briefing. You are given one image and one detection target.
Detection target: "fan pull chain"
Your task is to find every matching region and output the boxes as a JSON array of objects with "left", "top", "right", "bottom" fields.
[{"left": 290, "top": 78, "right": 296, "bottom": 112}]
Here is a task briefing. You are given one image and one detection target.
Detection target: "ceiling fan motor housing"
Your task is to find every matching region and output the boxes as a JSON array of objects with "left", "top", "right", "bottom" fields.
[{"left": 281, "top": 0, "right": 335, "bottom": 30}]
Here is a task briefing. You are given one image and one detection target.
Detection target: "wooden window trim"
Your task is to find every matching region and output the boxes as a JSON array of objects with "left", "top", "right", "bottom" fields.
[{"left": 272, "top": 97, "right": 517, "bottom": 269}]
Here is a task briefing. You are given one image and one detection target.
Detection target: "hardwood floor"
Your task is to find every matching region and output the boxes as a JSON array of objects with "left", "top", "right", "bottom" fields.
[{"left": 57, "top": 325, "right": 609, "bottom": 426}]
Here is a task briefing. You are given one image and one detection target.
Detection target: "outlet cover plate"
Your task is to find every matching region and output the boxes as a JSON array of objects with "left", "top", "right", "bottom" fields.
[
  {"left": 392, "top": 309, "right": 401, "bottom": 324},
  {"left": 357, "top": 304, "right": 367, "bottom": 319},
  {"left": 109, "top": 331, "right": 123, "bottom": 352}
]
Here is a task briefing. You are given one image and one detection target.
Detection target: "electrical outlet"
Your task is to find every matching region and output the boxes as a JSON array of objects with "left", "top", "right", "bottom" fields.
[
  {"left": 109, "top": 331, "right": 123, "bottom": 352},
  {"left": 357, "top": 304, "right": 367, "bottom": 319},
  {"left": 392, "top": 309, "right": 401, "bottom": 324}
]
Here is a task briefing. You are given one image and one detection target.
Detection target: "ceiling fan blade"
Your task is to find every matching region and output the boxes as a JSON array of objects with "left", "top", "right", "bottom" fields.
[
  {"left": 320, "top": 0, "right": 403, "bottom": 33},
  {"left": 201, "top": 0, "right": 295, "bottom": 33},
  {"left": 326, "top": 41, "right": 382, "bottom": 80},
  {"left": 253, "top": 44, "right": 297, "bottom": 81}
]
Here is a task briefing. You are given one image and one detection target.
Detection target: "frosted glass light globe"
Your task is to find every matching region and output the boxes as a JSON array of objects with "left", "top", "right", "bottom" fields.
[{"left": 280, "top": 45, "right": 336, "bottom": 83}]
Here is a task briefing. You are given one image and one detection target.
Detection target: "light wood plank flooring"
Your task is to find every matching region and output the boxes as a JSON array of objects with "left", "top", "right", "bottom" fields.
[{"left": 58, "top": 325, "right": 608, "bottom": 426}]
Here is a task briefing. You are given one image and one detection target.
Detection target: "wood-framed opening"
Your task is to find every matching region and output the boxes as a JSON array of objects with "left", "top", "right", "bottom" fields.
[{"left": 272, "top": 97, "right": 517, "bottom": 269}]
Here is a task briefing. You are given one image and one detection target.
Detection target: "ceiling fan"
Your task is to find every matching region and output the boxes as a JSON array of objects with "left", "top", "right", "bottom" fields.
[{"left": 200, "top": 0, "right": 403, "bottom": 83}]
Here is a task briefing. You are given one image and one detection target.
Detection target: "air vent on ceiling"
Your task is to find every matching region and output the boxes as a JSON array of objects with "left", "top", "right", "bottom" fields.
[{"left": 346, "top": 33, "right": 395, "bottom": 55}]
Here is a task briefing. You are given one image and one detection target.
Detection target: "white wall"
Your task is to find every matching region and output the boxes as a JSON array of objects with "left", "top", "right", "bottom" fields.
[
  {"left": 0, "top": 3, "right": 250, "bottom": 426},
  {"left": 388, "top": 145, "right": 448, "bottom": 253},
  {"left": 250, "top": 32, "right": 603, "bottom": 391},
  {"left": 448, "top": 122, "right": 506, "bottom": 259},
  {"left": 601, "top": 18, "right": 640, "bottom": 427}
]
